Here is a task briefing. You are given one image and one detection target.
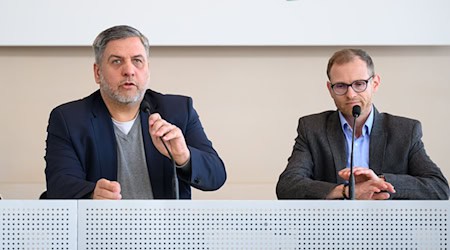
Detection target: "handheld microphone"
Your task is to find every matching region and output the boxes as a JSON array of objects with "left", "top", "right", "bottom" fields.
[
  {"left": 140, "top": 100, "right": 180, "bottom": 200},
  {"left": 348, "top": 105, "right": 361, "bottom": 200}
]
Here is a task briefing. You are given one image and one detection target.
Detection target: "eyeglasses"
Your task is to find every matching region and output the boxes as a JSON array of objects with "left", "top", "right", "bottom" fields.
[{"left": 330, "top": 76, "right": 373, "bottom": 96}]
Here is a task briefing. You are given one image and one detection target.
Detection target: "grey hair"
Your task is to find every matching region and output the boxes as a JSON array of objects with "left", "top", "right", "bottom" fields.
[
  {"left": 326, "top": 48, "right": 375, "bottom": 80},
  {"left": 92, "top": 25, "right": 150, "bottom": 64}
]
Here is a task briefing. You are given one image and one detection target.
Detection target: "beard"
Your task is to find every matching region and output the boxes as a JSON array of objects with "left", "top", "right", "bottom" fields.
[{"left": 99, "top": 74, "right": 148, "bottom": 105}]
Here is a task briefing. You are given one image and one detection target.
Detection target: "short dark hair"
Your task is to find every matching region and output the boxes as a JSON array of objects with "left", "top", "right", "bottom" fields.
[
  {"left": 326, "top": 48, "right": 375, "bottom": 80},
  {"left": 92, "top": 25, "right": 150, "bottom": 64}
]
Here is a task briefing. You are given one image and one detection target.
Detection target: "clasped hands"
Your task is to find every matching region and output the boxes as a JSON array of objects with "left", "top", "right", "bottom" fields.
[
  {"left": 91, "top": 113, "right": 190, "bottom": 200},
  {"left": 339, "top": 167, "right": 396, "bottom": 200}
]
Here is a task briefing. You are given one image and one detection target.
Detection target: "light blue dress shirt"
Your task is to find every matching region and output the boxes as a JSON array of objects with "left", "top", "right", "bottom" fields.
[{"left": 338, "top": 106, "right": 374, "bottom": 169}]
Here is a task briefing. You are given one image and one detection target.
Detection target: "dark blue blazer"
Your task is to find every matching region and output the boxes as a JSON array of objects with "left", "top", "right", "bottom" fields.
[{"left": 45, "top": 89, "right": 226, "bottom": 199}]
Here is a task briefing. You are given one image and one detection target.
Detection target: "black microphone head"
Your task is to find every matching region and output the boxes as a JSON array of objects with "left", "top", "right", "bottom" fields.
[
  {"left": 352, "top": 105, "right": 361, "bottom": 118},
  {"left": 140, "top": 100, "right": 152, "bottom": 114}
]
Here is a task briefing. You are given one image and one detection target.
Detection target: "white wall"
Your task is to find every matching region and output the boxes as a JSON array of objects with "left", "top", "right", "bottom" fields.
[
  {"left": 0, "top": 46, "right": 449, "bottom": 199},
  {"left": 1, "top": 0, "right": 450, "bottom": 46}
]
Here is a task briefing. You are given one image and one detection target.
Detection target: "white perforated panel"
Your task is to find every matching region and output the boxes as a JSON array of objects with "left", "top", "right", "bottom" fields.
[
  {"left": 77, "top": 200, "right": 449, "bottom": 249},
  {"left": 0, "top": 200, "right": 77, "bottom": 249}
]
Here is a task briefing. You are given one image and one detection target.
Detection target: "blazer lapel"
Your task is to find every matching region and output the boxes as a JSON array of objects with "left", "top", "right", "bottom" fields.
[
  {"left": 141, "top": 94, "right": 165, "bottom": 198},
  {"left": 91, "top": 93, "right": 118, "bottom": 180},
  {"left": 369, "top": 107, "right": 386, "bottom": 175},
  {"left": 326, "top": 111, "right": 347, "bottom": 182}
]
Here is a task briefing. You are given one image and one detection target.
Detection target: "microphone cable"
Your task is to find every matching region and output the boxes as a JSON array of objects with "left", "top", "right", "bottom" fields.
[{"left": 141, "top": 100, "right": 180, "bottom": 199}]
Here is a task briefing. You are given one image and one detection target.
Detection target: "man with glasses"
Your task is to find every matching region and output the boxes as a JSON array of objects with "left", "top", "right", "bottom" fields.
[{"left": 276, "top": 48, "right": 449, "bottom": 200}]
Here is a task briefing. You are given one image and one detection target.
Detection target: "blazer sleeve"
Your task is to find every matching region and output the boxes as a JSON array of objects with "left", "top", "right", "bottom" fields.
[
  {"left": 383, "top": 121, "right": 449, "bottom": 200},
  {"left": 276, "top": 116, "right": 339, "bottom": 199},
  {"left": 176, "top": 97, "right": 227, "bottom": 191},
  {"left": 44, "top": 107, "right": 96, "bottom": 199}
]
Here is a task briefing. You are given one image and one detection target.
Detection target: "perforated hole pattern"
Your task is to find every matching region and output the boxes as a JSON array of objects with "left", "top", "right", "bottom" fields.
[
  {"left": 1, "top": 200, "right": 448, "bottom": 249},
  {"left": 1, "top": 201, "right": 77, "bottom": 250},
  {"left": 77, "top": 201, "right": 449, "bottom": 250}
]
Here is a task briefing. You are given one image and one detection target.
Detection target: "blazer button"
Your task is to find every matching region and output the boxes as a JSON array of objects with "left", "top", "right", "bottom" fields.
[{"left": 194, "top": 178, "right": 200, "bottom": 184}]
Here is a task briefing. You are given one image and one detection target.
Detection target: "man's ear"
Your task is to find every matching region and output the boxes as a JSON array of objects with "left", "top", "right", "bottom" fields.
[
  {"left": 326, "top": 81, "right": 333, "bottom": 97},
  {"left": 93, "top": 63, "right": 101, "bottom": 84},
  {"left": 372, "top": 74, "right": 381, "bottom": 92}
]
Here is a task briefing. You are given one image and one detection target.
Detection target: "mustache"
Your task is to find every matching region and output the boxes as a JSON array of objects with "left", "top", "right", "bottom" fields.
[{"left": 120, "top": 78, "right": 137, "bottom": 85}]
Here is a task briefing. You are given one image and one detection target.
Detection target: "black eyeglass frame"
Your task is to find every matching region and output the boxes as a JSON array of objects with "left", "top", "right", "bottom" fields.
[{"left": 330, "top": 75, "right": 374, "bottom": 96}]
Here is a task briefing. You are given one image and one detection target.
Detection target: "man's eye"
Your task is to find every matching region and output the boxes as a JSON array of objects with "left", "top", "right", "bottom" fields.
[
  {"left": 353, "top": 81, "right": 365, "bottom": 87},
  {"left": 112, "top": 59, "right": 121, "bottom": 64}
]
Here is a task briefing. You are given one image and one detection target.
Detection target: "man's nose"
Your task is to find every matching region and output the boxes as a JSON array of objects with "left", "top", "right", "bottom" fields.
[
  {"left": 122, "top": 61, "right": 135, "bottom": 77},
  {"left": 345, "top": 85, "right": 358, "bottom": 98}
]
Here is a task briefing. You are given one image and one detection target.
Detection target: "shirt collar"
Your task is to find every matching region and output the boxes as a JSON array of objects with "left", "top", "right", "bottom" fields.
[{"left": 338, "top": 105, "right": 374, "bottom": 136}]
